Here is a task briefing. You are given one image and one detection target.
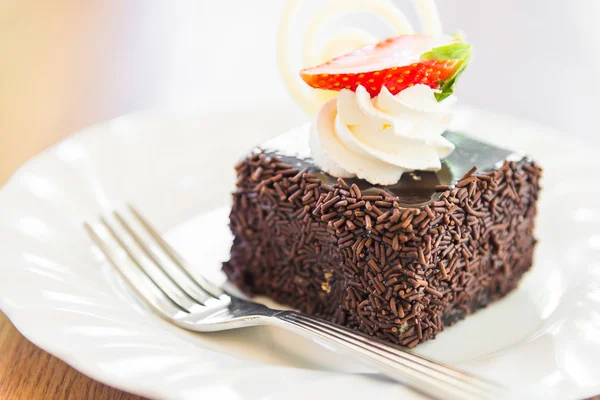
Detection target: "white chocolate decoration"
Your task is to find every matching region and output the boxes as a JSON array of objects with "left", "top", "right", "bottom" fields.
[{"left": 277, "top": 0, "right": 444, "bottom": 116}]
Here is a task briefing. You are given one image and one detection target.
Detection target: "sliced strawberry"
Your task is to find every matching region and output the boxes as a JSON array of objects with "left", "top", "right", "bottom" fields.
[{"left": 300, "top": 34, "right": 472, "bottom": 101}]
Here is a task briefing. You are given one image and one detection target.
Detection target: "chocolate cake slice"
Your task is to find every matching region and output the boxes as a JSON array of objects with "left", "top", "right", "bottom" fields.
[{"left": 223, "top": 126, "right": 542, "bottom": 347}]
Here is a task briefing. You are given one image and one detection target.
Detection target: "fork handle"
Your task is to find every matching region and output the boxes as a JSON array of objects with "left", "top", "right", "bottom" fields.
[{"left": 275, "top": 312, "right": 507, "bottom": 400}]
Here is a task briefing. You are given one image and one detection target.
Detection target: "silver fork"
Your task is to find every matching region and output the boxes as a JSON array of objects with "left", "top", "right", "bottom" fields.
[{"left": 84, "top": 205, "right": 507, "bottom": 400}]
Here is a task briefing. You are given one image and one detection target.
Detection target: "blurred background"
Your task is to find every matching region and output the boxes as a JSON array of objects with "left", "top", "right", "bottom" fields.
[{"left": 1, "top": 0, "right": 599, "bottom": 184}]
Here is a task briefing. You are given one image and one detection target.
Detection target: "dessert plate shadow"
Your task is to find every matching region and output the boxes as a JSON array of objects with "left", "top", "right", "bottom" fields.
[{"left": 0, "top": 106, "right": 599, "bottom": 400}]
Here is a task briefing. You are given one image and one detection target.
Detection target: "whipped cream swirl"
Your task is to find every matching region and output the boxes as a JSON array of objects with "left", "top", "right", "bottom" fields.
[{"left": 309, "top": 85, "right": 456, "bottom": 185}]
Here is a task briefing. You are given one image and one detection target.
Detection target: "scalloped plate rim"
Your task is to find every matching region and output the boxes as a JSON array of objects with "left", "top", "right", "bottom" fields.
[{"left": 1, "top": 105, "right": 599, "bottom": 400}]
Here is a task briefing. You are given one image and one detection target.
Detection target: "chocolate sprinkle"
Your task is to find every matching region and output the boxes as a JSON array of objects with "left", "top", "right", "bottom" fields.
[{"left": 223, "top": 150, "right": 542, "bottom": 348}]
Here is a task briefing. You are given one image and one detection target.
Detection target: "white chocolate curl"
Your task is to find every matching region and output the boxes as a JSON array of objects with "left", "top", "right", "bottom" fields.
[{"left": 277, "top": 0, "right": 444, "bottom": 116}]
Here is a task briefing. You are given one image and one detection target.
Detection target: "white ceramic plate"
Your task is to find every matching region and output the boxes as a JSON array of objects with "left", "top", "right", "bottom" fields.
[{"left": 1, "top": 106, "right": 599, "bottom": 400}]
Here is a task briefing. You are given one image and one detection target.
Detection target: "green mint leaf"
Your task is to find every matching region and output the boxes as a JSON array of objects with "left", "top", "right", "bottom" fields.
[
  {"left": 421, "top": 35, "right": 473, "bottom": 102},
  {"left": 434, "top": 80, "right": 448, "bottom": 102},
  {"left": 421, "top": 42, "right": 472, "bottom": 61},
  {"left": 433, "top": 51, "right": 472, "bottom": 102}
]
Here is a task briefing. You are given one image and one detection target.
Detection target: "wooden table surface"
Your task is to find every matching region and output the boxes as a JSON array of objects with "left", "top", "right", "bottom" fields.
[{"left": 0, "top": 312, "right": 143, "bottom": 400}]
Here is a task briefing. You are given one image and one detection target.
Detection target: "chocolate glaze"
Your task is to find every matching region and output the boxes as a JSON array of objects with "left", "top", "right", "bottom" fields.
[{"left": 259, "top": 126, "right": 521, "bottom": 207}]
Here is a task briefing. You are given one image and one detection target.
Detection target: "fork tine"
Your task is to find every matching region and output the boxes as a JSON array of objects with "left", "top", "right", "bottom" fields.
[
  {"left": 84, "top": 222, "right": 187, "bottom": 320},
  {"left": 113, "top": 210, "right": 212, "bottom": 305},
  {"left": 98, "top": 216, "right": 201, "bottom": 313},
  {"left": 127, "top": 204, "right": 223, "bottom": 298}
]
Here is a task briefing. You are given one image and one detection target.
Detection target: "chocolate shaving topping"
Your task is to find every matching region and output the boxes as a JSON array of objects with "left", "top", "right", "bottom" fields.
[{"left": 223, "top": 151, "right": 542, "bottom": 348}]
